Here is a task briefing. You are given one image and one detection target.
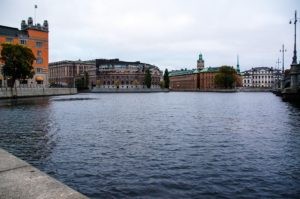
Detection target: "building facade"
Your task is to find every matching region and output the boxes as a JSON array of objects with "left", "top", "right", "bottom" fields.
[
  {"left": 169, "top": 69, "right": 198, "bottom": 90},
  {"left": 91, "top": 59, "right": 162, "bottom": 89},
  {"left": 169, "top": 54, "right": 242, "bottom": 91},
  {"left": 199, "top": 67, "right": 219, "bottom": 89},
  {"left": 0, "top": 17, "right": 49, "bottom": 87},
  {"left": 242, "top": 67, "right": 282, "bottom": 88},
  {"left": 49, "top": 60, "right": 95, "bottom": 87}
]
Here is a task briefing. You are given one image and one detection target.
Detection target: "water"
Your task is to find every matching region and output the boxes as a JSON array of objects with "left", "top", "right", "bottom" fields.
[{"left": 0, "top": 92, "right": 300, "bottom": 198}]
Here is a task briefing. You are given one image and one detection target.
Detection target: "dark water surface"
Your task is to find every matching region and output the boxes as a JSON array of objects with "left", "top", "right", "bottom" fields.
[{"left": 0, "top": 92, "right": 300, "bottom": 198}]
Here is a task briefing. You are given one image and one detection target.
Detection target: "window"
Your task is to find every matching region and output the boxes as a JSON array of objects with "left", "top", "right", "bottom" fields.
[
  {"left": 36, "top": 68, "right": 43, "bottom": 73},
  {"left": 36, "top": 41, "right": 43, "bottom": 48},
  {"left": 20, "top": 39, "right": 27, "bottom": 45},
  {"left": 6, "top": 37, "right": 13, "bottom": 43},
  {"left": 36, "top": 57, "right": 43, "bottom": 64},
  {"left": 37, "top": 50, "right": 42, "bottom": 56}
]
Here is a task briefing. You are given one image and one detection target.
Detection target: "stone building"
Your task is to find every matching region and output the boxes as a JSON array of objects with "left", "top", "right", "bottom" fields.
[
  {"left": 90, "top": 59, "right": 162, "bottom": 89},
  {"left": 0, "top": 17, "right": 49, "bottom": 87},
  {"left": 49, "top": 60, "right": 95, "bottom": 87},
  {"left": 242, "top": 67, "right": 282, "bottom": 88}
]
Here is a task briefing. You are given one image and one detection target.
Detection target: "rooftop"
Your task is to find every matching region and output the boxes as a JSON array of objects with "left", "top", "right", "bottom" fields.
[
  {"left": 169, "top": 69, "right": 196, "bottom": 77},
  {"left": 0, "top": 25, "right": 19, "bottom": 37}
]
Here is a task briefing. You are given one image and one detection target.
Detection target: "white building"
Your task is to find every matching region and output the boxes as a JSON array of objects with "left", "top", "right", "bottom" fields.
[{"left": 242, "top": 67, "right": 282, "bottom": 88}]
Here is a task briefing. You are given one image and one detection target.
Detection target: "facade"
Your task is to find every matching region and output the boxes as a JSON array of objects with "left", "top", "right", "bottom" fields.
[
  {"left": 0, "top": 17, "right": 49, "bottom": 87},
  {"left": 169, "top": 54, "right": 242, "bottom": 91},
  {"left": 169, "top": 69, "right": 198, "bottom": 90},
  {"left": 199, "top": 67, "right": 219, "bottom": 89},
  {"left": 91, "top": 59, "right": 162, "bottom": 89},
  {"left": 242, "top": 67, "right": 282, "bottom": 88},
  {"left": 49, "top": 60, "right": 95, "bottom": 87},
  {"left": 169, "top": 54, "right": 204, "bottom": 91}
]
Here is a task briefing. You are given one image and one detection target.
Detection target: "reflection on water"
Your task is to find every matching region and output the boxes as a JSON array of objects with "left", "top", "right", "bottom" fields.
[
  {"left": 0, "top": 93, "right": 300, "bottom": 198},
  {"left": 0, "top": 97, "right": 55, "bottom": 165}
]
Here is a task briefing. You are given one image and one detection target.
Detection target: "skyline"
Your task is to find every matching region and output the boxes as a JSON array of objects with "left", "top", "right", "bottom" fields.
[{"left": 0, "top": 0, "right": 299, "bottom": 71}]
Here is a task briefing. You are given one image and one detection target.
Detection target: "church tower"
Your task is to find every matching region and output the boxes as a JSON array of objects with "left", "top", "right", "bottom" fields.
[{"left": 197, "top": 53, "right": 204, "bottom": 70}]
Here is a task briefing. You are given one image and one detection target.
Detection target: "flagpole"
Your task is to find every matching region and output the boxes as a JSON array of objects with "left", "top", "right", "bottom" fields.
[{"left": 34, "top": 5, "right": 37, "bottom": 25}]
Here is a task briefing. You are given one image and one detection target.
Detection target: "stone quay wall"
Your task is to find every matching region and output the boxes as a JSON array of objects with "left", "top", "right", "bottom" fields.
[{"left": 0, "top": 88, "right": 77, "bottom": 99}]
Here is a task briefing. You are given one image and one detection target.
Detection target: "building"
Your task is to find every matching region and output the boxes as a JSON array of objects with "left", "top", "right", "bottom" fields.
[
  {"left": 49, "top": 60, "right": 95, "bottom": 87},
  {"left": 169, "top": 69, "right": 199, "bottom": 90},
  {"left": 199, "top": 67, "right": 220, "bottom": 89},
  {"left": 169, "top": 54, "right": 204, "bottom": 91},
  {"left": 0, "top": 17, "right": 49, "bottom": 87},
  {"left": 242, "top": 67, "right": 282, "bottom": 88},
  {"left": 91, "top": 59, "right": 162, "bottom": 89},
  {"left": 169, "top": 54, "right": 242, "bottom": 91}
]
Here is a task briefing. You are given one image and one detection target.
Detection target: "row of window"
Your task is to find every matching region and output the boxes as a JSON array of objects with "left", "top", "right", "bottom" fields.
[
  {"left": 244, "top": 80, "right": 274, "bottom": 84},
  {"left": 5, "top": 37, "right": 43, "bottom": 48},
  {"left": 103, "top": 80, "right": 159, "bottom": 85},
  {"left": 251, "top": 71, "right": 273, "bottom": 74}
]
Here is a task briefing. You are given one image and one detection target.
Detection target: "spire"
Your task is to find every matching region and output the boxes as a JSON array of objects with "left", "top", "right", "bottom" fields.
[{"left": 236, "top": 55, "right": 240, "bottom": 74}]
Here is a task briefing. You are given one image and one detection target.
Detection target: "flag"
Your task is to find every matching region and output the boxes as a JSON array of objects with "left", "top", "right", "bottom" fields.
[{"left": 35, "top": 5, "right": 37, "bottom": 9}]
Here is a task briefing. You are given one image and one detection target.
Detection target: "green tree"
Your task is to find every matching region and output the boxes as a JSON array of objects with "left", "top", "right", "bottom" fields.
[
  {"left": 75, "top": 72, "right": 90, "bottom": 90},
  {"left": 163, "top": 68, "right": 169, "bottom": 88},
  {"left": 214, "top": 66, "right": 237, "bottom": 89},
  {"left": 0, "top": 43, "right": 35, "bottom": 88},
  {"left": 144, "top": 68, "right": 152, "bottom": 88},
  {"left": 83, "top": 71, "right": 89, "bottom": 88}
]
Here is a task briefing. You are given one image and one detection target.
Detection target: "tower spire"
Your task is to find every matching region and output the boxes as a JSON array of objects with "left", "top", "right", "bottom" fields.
[{"left": 236, "top": 55, "right": 240, "bottom": 74}]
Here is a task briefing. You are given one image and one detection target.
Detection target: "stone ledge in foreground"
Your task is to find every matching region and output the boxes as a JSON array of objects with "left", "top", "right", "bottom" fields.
[{"left": 0, "top": 148, "right": 88, "bottom": 199}]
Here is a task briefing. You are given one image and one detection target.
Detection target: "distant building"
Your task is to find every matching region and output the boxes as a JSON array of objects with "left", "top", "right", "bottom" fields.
[
  {"left": 169, "top": 69, "right": 198, "bottom": 90},
  {"left": 199, "top": 67, "right": 220, "bottom": 89},
  {"left": 90, "top": 59, "right": 162, "bottom": 89},
  {"left": 242, "top": 67, "right": 282, "bottom": 88},
  {"left": 0, "top": 17, "right": 49, "bottom": 87},
  {"left": 169, "top": 54, "right": 242, "bottom": 91},
  {"left": 49, "top": 60, "right": 95, "bottom": 87}
]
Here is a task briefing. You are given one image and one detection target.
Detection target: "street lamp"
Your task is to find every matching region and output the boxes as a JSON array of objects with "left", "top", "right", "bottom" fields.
[
  {"left": 289, "top": 10, "right": 300, "bottom": 65},
  {"left": 279, "top": 45, "right": 287, "bottom": 73}
]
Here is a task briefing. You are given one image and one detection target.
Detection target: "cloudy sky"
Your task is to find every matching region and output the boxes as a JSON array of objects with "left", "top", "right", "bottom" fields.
[{"left": 1, "top": 0, "right": 299, "bottom": 71}]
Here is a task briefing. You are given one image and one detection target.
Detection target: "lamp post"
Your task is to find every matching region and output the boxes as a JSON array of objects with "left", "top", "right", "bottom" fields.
[
  {"left": 280, "top": 44, "right": 287, "bottom": 73},
  {"left": 276, "top": 58, "right": 281, "bottom": 89},
  {"left": 290, "top": 10, "right": 299, "bottom": 65}
]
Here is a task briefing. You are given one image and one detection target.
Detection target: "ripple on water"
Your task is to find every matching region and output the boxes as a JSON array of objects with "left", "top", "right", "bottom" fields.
[{"left": 0, "top": 93, "right": 300, "bottom": 198}]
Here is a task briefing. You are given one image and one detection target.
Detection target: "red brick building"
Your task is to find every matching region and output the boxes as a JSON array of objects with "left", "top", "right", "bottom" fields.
[{"left": 169, "top": 69, "right": 199, "bottom": 90}]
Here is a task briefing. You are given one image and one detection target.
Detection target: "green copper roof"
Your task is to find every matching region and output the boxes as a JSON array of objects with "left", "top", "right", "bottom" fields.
[
  {"left": 169, "top": 69, "right": 196, "bottom": 77},
  {"left": 199, "top": 67, "right": 220, "bottom": 73}
]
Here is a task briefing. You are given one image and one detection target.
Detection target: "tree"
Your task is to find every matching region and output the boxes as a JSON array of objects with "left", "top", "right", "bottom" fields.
[
  {"left": 0, "top": 43, "right": 35, "bottom": 88},
  {"left": 214, "top": 66, "right": 238, "bottom": 89},
  {"left": 144, "top": 68, "right": 152, "bottom": 88},
  {"left": 163, "top": 68, "right": 169, "bottom": 89}
]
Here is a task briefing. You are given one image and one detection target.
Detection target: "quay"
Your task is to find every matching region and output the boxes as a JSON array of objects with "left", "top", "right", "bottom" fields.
[
  {"left": 0, "top": 148, "right": 88, "bottom": 199},
  {"left": 0, "top": 88, "right": 77, "bottom": 99}
]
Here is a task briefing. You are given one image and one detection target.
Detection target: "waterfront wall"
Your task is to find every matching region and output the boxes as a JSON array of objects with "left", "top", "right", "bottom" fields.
[
  {"left": 0, "top": 148, "right": 87, "bottom": 199},
  {"left": 0, "top": 88, "right": 77, "bottom": 99},
  {"left": 92, "top": 87, "right": 169, "bottom": 93}
]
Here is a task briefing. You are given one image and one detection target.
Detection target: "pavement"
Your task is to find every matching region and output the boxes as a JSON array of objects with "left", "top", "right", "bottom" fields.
[{"left": 0, "top": 148, "right": 88, "bottom": 199}]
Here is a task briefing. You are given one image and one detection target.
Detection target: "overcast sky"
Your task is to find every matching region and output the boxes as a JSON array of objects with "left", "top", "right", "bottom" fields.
[{"left": 1, "top": 0, "right": 299, "bottom": 71}]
